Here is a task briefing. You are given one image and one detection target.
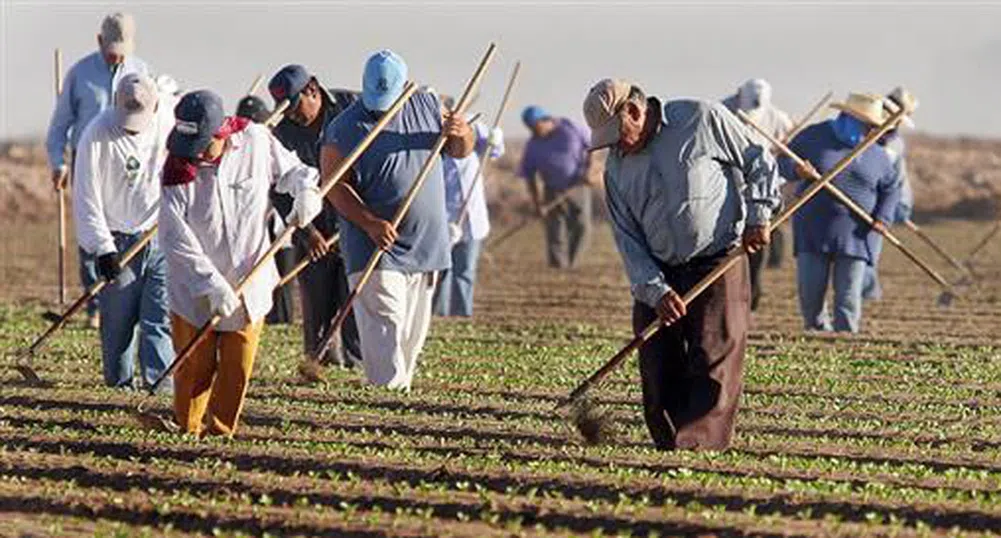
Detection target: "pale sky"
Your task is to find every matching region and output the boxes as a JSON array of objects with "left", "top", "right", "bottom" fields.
[{"left": 3, "top": 1, "right": 1001, "bottom": 140}]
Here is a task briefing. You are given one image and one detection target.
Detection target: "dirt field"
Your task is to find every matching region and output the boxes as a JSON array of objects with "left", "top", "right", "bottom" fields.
[{"left": 2, "top": 142, "right": 1001, "bottom": 536}]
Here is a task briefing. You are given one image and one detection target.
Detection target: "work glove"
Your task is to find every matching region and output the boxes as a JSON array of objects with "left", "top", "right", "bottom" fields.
[
  {"left": 292, "top": 186, "right": 323, "bottom": 227},
  {"left": 487, "top": 127, "right": 503, "bottom": 148},
  {"left": 51, "top": 165, "right": 69, "bottom": 191},
  {"left": 448, "top": 222, "right": 463, "bottom": 247},
  {"left": 96, "top": 252, "right": 122, "bottom": 283},
  {"left": 206, "top": 284, "right": 241, "bottom": 318}
]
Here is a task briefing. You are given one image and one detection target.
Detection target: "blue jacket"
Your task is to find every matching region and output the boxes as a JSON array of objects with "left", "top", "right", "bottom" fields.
[{"left": 779, "top": 120, "right": 901, "bottom": 265}]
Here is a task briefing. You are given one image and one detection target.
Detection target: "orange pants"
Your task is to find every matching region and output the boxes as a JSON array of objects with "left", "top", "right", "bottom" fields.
[{"left": 171, "top": 314, "right": 263, "bottom": 437}]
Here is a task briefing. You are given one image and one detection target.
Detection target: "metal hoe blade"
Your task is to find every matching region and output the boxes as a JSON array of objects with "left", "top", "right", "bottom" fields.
[
  {"left": 567, "top": 396, "right": 616, "bottom": 446},
  {"left": 14, "top": 364, "right": 50, "bottom": 387},
  {"left": 297, "top": 358, "right": 325, "bottom": 384},
  {"left": 937, "top": 290, "right": 956, "bottom": 308}
]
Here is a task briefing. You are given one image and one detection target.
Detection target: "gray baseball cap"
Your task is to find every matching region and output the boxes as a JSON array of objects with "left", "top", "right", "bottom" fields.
[
  {"left": 115, "top": 73, "right": 158, "bottom": 132},
  {"left": 100, "top": 13, "right": 136, "bottom": 56}
]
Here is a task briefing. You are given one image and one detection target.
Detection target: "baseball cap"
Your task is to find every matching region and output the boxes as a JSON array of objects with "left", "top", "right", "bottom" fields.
[
  {"left": 100, "top": 13, "right": 136, "bottom": 56},
  {"left": 114, "top": 73, "right": 158, "bottom": 132},
  {"left": 521, "top": 106, "right": 550, "bottom": 129},
  {"left": 236, "top": 95, "right": 272, "bottom": 123},
  {"left": 268, "top": 65, "right": 311, "bottom": 107},
  {"left": 167, "top": 90, "right": 225, "bottom": 159},
  {"left": 583, "top": 79, "right": 632, "bottom": 149},
  {"left": 362, "top": 50, "right": 407, "bottom": 112}
]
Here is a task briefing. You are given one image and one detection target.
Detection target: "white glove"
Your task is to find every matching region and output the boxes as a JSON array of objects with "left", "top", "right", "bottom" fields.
[
  {"left": 292, "top": 186, "right": 322, "bottom": 227},
  {"left": 487, "top": 127, "right": 503, "bottom": 148},
  {"left": 448, "top": 222, "right": 463, "bottom": 247},
  {"left": 206, "top": 284, "right": 241, "bottom": 318}
]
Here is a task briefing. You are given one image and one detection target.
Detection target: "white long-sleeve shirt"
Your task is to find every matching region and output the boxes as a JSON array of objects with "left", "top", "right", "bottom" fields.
[
  {"left": 72, "top": 93, "right": 176, "bottom": 256},
  {"left": 159, "top": 123, "right": 318, "bottom": 330},
  {"left": 442, "top": 121, "right": 504, "bottom": 241}
]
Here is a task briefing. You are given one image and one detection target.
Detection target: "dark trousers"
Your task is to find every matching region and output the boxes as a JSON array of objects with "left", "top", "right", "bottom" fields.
[
  {"left": 634, "top": 251, "right": 750, "bottom": 451},
  {"left": 266, "top": 247, "right": 296, "bottom": 325},
  {"left": 544, "top": 186, "right": 592, "bottom": 269},
  {"left": 298, "top": 248, "right": 361, "bottom": 367}
]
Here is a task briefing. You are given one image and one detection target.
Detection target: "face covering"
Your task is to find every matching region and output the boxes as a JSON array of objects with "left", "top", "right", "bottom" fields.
[{"left": 832, "top": 113, "right": 868, "bottom": 146}]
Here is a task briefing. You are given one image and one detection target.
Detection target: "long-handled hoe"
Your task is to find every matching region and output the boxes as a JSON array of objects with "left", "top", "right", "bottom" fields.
[
  {"left": 303, "top": 43, "right": 499, "bottom": 381},
  {"left": 10, "top": 226, "right": 159, "bottom": 386},
  {"left": 558, "top": 106, "right": 908, "bottom": 445},
  {"left": 133, "top": 82, "right": 420, "bottom": 431}
]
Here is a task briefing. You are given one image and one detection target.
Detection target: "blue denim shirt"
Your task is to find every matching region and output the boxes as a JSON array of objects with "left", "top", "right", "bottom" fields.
[
  {"left": 46, "top": 51, "right": 152, "bottom": 169},
  {"left": 604, "top": 98, "right": 782, "bottom": 307},
  {"left": 779, "top": 120, "right": 901, "bottom": 264}
]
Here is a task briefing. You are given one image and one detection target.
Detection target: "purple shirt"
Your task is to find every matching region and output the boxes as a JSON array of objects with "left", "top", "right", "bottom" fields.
[{"left": 519, "top": 118, "right": 590, "bottom": 191}]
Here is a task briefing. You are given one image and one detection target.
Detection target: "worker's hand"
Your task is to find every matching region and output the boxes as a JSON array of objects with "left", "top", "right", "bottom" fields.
[
  {"left": 742, "top": 225, "right": 771, "bottom": 253},
  {"left": 51, "top": 166, "right": 68, "bottom": 191},
  {"left": 362, "top": 217, "right": 398, "bottom": 251},
  {"left": 306, "top": 227, "right": 330, "bottom": 262},
  {"left": 795, "top": 160, "right": 819, "bottom": 181},
  {"left": 532, "top": 199, "right": 546, "bottom": 218},
  {"left": 206, "top": 285, "right": 241, "bottom": 318},
  {"left": 655, "top": 289, "right": 687, "bottom": 326},
  {"left": 487, "top": 127, "right": 504, "bottom": 148},
  {"left": 96, "top": 252, "right": 122, "bottom": 283},
  {"left": 871, "top": 220, "right": 888, "bottom": 236},
  {"left": 443, "top": 111, "right": 472, "bottom": 140},
  {"left": 448, "top": 222, "right": 463, "bottom": 247}
]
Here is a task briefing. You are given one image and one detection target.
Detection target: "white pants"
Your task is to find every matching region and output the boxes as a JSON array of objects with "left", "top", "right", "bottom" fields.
[{"left": 348, "top": 270, "right": 436, "bottom": 391}]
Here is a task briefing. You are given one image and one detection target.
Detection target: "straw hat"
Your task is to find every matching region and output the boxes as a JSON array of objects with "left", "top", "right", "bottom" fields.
[{"left": 829, "top": 93, "right": 888, "bottom": 126}]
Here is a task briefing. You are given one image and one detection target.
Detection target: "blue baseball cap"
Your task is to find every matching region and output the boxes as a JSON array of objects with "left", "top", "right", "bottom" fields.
[
  {"left": 522, "top": 105, "right": 551, "bottom": 128},
  {"left": 268, "top": 64, "right": 311, "bottom": 107},
  {"left": 362, "top": 50, "right": 407, "bottom": 112},
  {"left": 167, "top": 90, "right": 225, "bottom": 159},
  {"left": 236, "top": 95, "right": 271, "bottom": 124}
]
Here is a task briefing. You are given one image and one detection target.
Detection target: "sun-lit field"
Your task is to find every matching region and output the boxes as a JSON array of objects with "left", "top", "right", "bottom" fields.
[{"left": 2, "top": 215, "right": 1001, "bottom": 536}]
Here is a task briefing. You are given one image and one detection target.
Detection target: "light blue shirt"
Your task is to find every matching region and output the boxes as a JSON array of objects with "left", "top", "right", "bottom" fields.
[
  {"left": 442, "top": 121, "right": 504, "bottom": 240},
  {"left": 46, "top": 51, "right": 152, "bottom": 169},
  {"left": 604, "top": 98, "right": 782, "bottom": 307}
]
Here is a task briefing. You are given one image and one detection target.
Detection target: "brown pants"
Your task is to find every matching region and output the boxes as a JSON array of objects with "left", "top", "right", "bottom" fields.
[
  {"left": 172, "top": 314, "right": 263, "bottom": 438},
  {"left": 633, "top": 251, "right": 750, "bottom": 451}
]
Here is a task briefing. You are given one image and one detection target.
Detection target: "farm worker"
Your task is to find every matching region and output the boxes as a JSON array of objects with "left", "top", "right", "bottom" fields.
[
  {"left": 863, "top": 87, "right": 918, "bottom": 301},
  {"left": 320, "top": 50, "right": 474, "bottom": 391},
  {"left": 722, "top": 78, "right": 794, "bottom": 311},
  {"left": 72, "top": 73, "right": 175, "bottom": 391},
  {"left": 235, "top": 95, "right": 272, "bottom": 124},
  {"left": 233, "top": 93, "right": 296, "bottom": 325},
  {"left": 46, "top": 12, "right": 153, "bottom": 329},
  {"left": 778, "top": 93, "right": 901, "bottom": 333},
  {"left": 159, "top": 89, "right": 322, "bottom": 436},
  {"left": 583, "top": 79, "right": 782, "bottom": 450},
  {"left": 519, "top": 105, "right": 595, "bottom": 269},
  {"left": 434, "top": 94, "right": 505, "bottom": 317},
  {"left": 268, "top": 64, "right": 362, "bottom": 368}
]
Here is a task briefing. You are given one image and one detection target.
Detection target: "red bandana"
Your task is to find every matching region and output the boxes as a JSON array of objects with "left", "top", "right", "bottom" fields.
[{"left": 162, "top": 116, "right": 253, "bottom": 186}]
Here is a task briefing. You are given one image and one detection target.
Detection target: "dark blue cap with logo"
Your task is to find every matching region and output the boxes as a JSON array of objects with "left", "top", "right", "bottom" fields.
[
  {"left": 268, "top": 64, "right": 311, "bottom": 107},
  {"left": 167, "top": 90, "right": 225, "bottom": 159},
  {"left": 236, "top": 95, "right": 271, "bottom": 123}
]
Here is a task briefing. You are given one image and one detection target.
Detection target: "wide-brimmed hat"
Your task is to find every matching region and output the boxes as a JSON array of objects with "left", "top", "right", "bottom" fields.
[{"left": 829, "top": 93, "right": 888, "bottom": 126}]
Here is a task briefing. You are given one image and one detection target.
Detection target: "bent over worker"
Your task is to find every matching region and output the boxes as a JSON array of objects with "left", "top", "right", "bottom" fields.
[
  {"left": 723, "top": 78, "right": 794, "bottom": 310},
  {"left": 73, "top": 73, "right": 175, "bottom": 391},
  {"left": 160, "top": 90, "right": 321, "bottom": 436},
  {"left": 584, "top": 79, "right": 781, "bottom": 451},
  {"left": 519, "top": 106, "right": 594, "bottom": 269},
  {"left": 321, "top": 50, "right": 474, "bottom": 391}
]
